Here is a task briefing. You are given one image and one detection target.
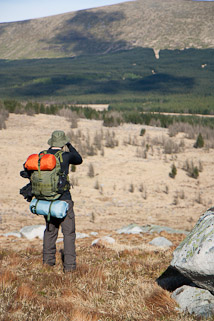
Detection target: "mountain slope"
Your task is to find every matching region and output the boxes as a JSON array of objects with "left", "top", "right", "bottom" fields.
[{"left": 0, "top": 0, "right": 213, "bottom": 59}]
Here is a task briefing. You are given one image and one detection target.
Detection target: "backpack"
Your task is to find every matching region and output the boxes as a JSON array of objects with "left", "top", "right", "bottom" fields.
[{"left": 25, "top": 150, "right": 70, "bottom": 201}]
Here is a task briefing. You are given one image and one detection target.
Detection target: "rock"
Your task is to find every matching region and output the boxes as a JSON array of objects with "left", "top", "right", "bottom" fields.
[
  {"left": 149, "top": 236, "right": 173, "bottom": 247},
  {"left": 145, "top": 225, "right": 188, "bottom": 235},
  {"left": 90, "top": 232, "right": 98, "bottom": 236},
  {"left": 171, "top": 208, "right": 214, "bottom": 292},
  {"left": 20, "top": 225, "right": 46, "bottom": 240},
  {"left": 117, "top": 224, "right": 144, "bottom": 234},
  {"left": 92, "top": 236, "right": 115, "bottom": 246},
  {"left": 117, "top": 224, "right": 188, "bottom": 235},
  {"left": 2, "top": 231, "right": 22, "bottom": 238},
  {"left": 172, "top": 285, "right": 214, "bottom": 318},
  {"left": 76, "top": 232, "right": 89, "bottom": 239}
]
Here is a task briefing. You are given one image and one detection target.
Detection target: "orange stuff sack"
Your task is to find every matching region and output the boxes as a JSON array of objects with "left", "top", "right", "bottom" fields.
[
  {"left": 25, "top": 154, "right": 56, "bottom": 171},
  {"left": 25, "top": 154, "right": 39, "bottom": 170},
  {"left": 40, "top": 154, "right": 56, "bottom": 170}
]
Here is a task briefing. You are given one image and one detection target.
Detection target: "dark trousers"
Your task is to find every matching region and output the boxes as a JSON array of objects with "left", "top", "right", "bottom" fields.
[{"left": 43, "top": 200, "right": 76, "bottom": 271}]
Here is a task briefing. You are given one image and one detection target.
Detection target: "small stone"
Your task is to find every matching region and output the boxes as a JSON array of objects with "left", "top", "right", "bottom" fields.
[
  {"left": 117, "top": 224, "right": 143, "bottom": 234},
  {"left": 20, "top": 225, "right": 46, "bottom": 240},
  {"left": 149, "top": 236, "right": 173, "bottom": 247},
  {"left": 90, "top": 232, "right": 98, "bottom": 236},
  {"left": 117, "top": 224, "right": 187, "bottom": 235},
  {"left": 92, "top": 236, "right": 115, "bottom": 246},
  {"left": 2, "top": 232, "right": 22, "bottom": 238},
  {"left": 76, "top": 232, "right": 89, "bottom": 239}
]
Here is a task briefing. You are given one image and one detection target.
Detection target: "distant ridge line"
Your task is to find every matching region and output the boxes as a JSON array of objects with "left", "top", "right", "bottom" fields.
[{"left": 0, "top": 0, "right": 213, "bottom": 59}]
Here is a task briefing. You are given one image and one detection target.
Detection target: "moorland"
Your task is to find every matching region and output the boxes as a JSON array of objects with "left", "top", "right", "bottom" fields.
[
  {"left": 1, "top": 110, "right": 214, "bottom": 320},
  {"left": 1, "top": 0, "right": 214, "bottom": 319}
]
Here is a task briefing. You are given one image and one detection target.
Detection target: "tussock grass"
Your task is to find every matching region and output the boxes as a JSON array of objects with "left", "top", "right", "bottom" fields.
[
  {"left": 145, "top": 284, "right": 176, "bottom": 318},
  {"left": 67, "top": 128, "right": 119, "bottom": 159},
  {"left": 0, "top": 106, "right": 9, "bottom": 129},
  {"left": 0, "top": 233, "right": 201, "bottom": 321},
  {"left": 168, "top": 122, "right": 214, "bottom": 148}
]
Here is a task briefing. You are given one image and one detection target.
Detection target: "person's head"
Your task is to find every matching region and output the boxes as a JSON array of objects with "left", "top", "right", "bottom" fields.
[{"left": 48, "top": 130, "right": 68, "bottom": 148}]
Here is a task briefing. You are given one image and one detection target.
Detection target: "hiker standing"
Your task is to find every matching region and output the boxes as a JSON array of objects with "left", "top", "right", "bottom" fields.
[{"left": 21, "top": 130, "right": 82, "bottom": 273}]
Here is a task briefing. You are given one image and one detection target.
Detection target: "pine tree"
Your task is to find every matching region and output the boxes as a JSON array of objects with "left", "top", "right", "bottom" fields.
[
  {"left": 169, "top": 163, "right": 177, "bottom": 178},
  {"left": 192, "top": 166, "right": 199, "bottom": 179},
  {"left": 194, "top": 133, "right": 204, "bottom": 148},
  {"left": 140, "top": 128, "right": 146, "bottom": 136}
]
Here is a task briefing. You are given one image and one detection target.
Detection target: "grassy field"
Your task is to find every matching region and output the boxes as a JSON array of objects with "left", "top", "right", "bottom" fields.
[
  {"left": 0, "top": 232, "right": 202, "bottom": 321},
  {"left": 2, "top": 112, "right": 214, "bottom": 320}
]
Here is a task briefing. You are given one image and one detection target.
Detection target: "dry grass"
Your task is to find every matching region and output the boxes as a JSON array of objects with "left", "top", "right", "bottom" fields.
[
  {"left": 0, "top": 107, "right": 9, "bottom": 129},
  {"left": 0, "top": 233, "right": 203, "bottom": 321},
  {"left": 1, "top": 113, "right": 214, "bottom": 235},
  {"left": 144, "top": 284, "right": 176, "bottom": 319},
  {"left": 66, "top": 128, "right": 118, "bottom": 159},
  {"left": 168, "top": 122, "right": 214, "bottom": 148},
  {"left": 2, "top": 113, "right": 214, "bottom": 319}
]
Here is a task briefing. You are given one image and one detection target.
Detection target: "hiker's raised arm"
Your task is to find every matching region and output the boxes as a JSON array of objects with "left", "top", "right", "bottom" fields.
[{"left": 66, "top": 142, "right": 82, "bottom": 165}]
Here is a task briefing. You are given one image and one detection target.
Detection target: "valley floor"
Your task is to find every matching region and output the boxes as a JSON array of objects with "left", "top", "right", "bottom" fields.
[{"left": 0, "top": 113, "right": 211, "bottom": 234}]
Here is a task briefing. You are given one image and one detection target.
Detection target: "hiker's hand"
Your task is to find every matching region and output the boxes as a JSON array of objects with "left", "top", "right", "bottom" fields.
[
  {"left": 20, "top": 170, "right": 30, "bottom": 179},
  {"left": 66, "top": 142, "right": 71, "bottom": 148}
]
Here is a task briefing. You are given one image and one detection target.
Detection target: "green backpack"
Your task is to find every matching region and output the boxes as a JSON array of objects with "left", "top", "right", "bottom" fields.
[{"left": 30, "top": 150, "right": 69, "bottom": 201}]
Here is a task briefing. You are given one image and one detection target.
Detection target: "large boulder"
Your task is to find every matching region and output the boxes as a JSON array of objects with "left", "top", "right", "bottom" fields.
[{"left": 171, "top": 208, "right": 214, "bottom": 292}]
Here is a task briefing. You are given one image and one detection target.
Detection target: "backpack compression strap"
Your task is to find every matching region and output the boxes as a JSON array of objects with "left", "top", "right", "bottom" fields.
[
  {"left": 37, "top": 151, "right": 47, "bottom": 179},
  {"left": 37, "top": 150, "right": 62, "bottom": 174},
  {"left": 47, "top": 201, "right": 54, "bottom": 222},
  {"left": 39, "top": 150, "right": 63, "bottom": 165}
]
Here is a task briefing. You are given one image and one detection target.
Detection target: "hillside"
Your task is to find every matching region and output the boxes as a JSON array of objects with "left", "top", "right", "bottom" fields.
[{"left": 0, "top": 0, "right": 214, "bottom": 59}]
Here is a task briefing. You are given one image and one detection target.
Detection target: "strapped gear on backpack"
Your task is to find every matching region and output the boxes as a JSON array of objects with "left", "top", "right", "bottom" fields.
[
  {"left": 25, "top": 150, "right": 70, "bottom": 201},
  {"left": 30, "top": 198, "right": 69, "bottom": 221}
]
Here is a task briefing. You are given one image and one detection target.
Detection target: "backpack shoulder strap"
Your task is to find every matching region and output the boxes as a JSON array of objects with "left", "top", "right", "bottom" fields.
[
  {"left": 39, "top": 150, "right": 48, "bottom": 157},
  {"left": 55, "top": 150, "right": 63, "bottom": 164}
]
